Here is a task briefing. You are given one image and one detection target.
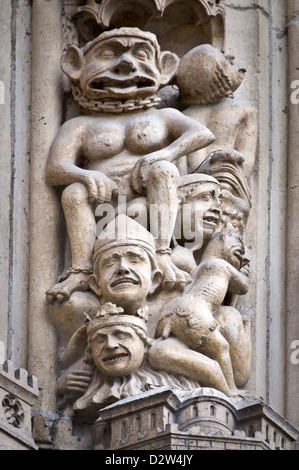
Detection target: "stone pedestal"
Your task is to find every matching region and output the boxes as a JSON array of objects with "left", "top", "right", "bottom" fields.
[
  {"left": 94, "top": 388, "right": 299, "bottom": 451},
  {"left": 0, "top": 342, "right": 38, "bottom": 450}
]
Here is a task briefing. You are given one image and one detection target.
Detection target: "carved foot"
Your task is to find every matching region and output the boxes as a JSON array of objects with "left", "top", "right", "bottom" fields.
[
  {"left": 157, "top": 252, "right": 192, "bottom": 292},
  {"left": 46, "top": 271, "right": 91, "bottom": 304}
]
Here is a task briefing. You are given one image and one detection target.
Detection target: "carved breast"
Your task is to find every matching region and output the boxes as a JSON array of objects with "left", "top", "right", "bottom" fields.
[
  {"left": 82, "top": 124, "right": 125, "bottom": 161},
  {"left": 125, "top": 119, "right": 169, "bottom": 155}
]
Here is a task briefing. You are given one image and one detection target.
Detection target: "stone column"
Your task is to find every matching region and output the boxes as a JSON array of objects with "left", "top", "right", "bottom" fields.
[
  {"left": 0, "top": 0, "right": 31, "bottom": 368},
  {"left": 0, "top": 0, "right": 12, "bottom": 358},
  {"left": 286, "top": 0, "right": 299, "bottom": 429},
  {"left": 28, "top": 0, "right": 64, "bottom": 423}
]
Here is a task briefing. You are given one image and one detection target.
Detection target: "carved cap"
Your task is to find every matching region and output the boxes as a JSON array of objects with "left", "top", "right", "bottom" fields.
[
  {"left": 82, "top": 27, "right": 161, "bottom": 56},
  {"left": 178, "top": 173, "right": 221, "bottom": 189},
  {"left": 94, "top": 214, "right": 156, "bottom": 262}
]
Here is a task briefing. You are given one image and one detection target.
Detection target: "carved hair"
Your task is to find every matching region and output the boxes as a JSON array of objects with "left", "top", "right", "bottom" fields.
[{"left": 177, "top": 44, "right": 245, "bottom": 106}]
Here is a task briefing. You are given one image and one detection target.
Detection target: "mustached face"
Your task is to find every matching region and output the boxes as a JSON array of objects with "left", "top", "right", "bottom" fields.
[{"left": 90, "top": 325, "right": 145, "bottom": 377}]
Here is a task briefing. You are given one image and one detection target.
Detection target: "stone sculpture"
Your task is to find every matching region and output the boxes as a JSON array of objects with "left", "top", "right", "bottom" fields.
[
  {"left": 45, "top": 27, "right": 215, "bottom": 304},
  {"left": 149, "top": 230, "right": 250, "bottom": 396},
  {"left": 176, "top": 44, "right": 258, "bottom": 180},
  {"left": 46, "top": 22, "right": 256, "bottom": 425},
  {"left": 56, "top": 216, "right": 203, "bottom": 419}
]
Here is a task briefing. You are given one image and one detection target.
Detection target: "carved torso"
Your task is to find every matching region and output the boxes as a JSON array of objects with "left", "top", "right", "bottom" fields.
[
  {"left": 184, "top": 99, "right": 258, "bottom": 176},
  {"left": 79, "top": 109, "right": 171, "bottom": 176}
]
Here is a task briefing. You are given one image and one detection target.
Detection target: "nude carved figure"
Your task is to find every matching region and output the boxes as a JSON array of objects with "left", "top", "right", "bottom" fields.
[
  {"left": 45, "top": 27, "right": 215, "bottom": 304},
  {"left": 149, "top": 230, "right": 249, "bottom": 396}
]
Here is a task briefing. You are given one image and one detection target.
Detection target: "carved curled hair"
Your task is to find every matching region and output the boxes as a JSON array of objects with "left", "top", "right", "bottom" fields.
[{"left": 199, "top": 63, "right": 235, "bottom": 105}]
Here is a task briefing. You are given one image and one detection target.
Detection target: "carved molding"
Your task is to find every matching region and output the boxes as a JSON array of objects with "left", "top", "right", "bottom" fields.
[{"left": 70, "top": 0, "right": 225, "bottom": 53}]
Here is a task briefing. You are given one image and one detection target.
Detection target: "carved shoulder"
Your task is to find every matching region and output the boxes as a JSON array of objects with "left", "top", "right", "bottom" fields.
[{"left": 46, "top": 117, "right": 88, "bottom": 185}]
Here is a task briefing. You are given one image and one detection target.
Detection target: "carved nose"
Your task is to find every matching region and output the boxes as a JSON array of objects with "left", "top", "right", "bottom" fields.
[
  {"left": 113, "top": 55, "right": 137, "bottom": 75},
  {"left": 117, "top": 266, "right": 130, "bottom": 276},
  {"left": 106, "top": 335, "right": 119, "bottom": 349},
  {"left": 117, "top": 260, "right": 131, "bottom": 276}
]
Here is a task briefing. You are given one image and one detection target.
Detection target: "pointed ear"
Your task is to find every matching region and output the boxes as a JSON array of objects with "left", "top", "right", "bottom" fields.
[
  {"left": 89, "top": 274, "right": 102, "bottom": 297},
  {"left": 61, "top": 45, "right": 84, "bottom": 83},
  {"left": 159, "top": 51, "right": 180, "bottom": 87}
]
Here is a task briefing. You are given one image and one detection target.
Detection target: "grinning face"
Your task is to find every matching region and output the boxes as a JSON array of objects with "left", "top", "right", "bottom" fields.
[
  {"left": 90, "top": 324, "right": 145, "bottom": 377},
  {"left": 180, "top": 182, "right": 222, "bottom": 243},
  {"left": 93, "top": 245, "right": 155, "bottom": 310},
  {"left": 81, "top": 36, "right": 161, "bottom": 100}
]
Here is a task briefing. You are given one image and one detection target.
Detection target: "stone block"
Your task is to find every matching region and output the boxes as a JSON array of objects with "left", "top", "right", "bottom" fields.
[{"left": 0, "top": 346, "right": 38, "bottom": 450}]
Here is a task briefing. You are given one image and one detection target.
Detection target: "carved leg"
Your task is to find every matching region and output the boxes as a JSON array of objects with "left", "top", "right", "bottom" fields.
[
  {"left": 46, "top": 182, "right": 96, "bottom": 304},
  {"left": 148, "top": 337, "right": 233, "bottom": 396},
  {"left": 199, "top": 328, "right": 239, "bottom": 393},
  {"left": 146, "top": 161, "right": 191, "bottom": 291},
  {"left": 214, "top": 306, "right": 252, "bottom": 388}
]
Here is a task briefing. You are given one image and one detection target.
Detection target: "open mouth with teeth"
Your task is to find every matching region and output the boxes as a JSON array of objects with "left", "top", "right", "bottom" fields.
[
  {"left": 110, "top": 277, "right": 139, "bottom": 288},
  {"left": 203, "top": 214, "right": 220, "bottom": 228},
  {"left": 89, "top": 76, "right": 156, "bottom": 92},
  {"left": 103, "top": 352, "right": 129, "bottom": 363}
]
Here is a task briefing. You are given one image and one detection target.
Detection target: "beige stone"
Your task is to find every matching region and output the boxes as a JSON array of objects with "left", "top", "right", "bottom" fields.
[
  {"left": 0, "top": 0, "right": 298, "bottom": 451},
  {"left": 42, "top": 9, "right": 271, "bottom": 430}
]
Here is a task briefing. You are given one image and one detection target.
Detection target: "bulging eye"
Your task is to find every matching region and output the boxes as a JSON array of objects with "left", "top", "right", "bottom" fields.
[
  {"left": 96, "top": 49, "right": 116, "bottom": 60},
  {"left": 199, "top": 193, "right": 211, "bottom": 201},
  {"left": 134, "top": 48, "right": 150, "bottom": 60}
]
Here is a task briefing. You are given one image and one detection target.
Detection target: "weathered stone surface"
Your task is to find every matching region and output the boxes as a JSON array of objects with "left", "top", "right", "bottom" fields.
[
  {"left": 0, "top": 0, "right": 298, "bottom": 451},
  {"left": 0, "top": 341, "right": 38, "bottom": 450},
  {"left": 94, "top": 388, "right": 299, "bottom": 450}
]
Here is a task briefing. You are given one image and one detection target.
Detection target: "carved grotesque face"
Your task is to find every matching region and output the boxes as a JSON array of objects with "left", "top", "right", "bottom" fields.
[
  {"left": 91, "top": 245, "right": 158, "bottom": 309},
  {"left": 90, "top": 324, "right": 145, "bottom": 377},
  {"left": 222, "top": 233, "right": 245, "bottom": 270},
  {"left": 208, "top": 231, "right": 245, "bottom": 270},
  {"left": 179, "top": 182, "right": 222, "bottom": 243},
  {"left": 62, "top": 28, "right": 179, "bottom": 101}
]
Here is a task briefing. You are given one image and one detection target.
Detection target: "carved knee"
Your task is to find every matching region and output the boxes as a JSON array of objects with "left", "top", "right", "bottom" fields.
[
  {"left": 61, "top": 182, "right": 89, "bottom": 209},
  {"left": 147, "top": 160, "right": 180, "bottom": 186}
]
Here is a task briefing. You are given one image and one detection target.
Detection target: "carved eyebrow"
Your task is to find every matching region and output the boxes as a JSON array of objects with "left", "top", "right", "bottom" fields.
[
  {"left": 102, "top": 252, "right": 122, "bottom": 264},
  {"left": 132, "top": 41, "right": 155, "bottom": 52},
  {"left": 101, "top": 249, "right": 147, "bottom": 264},
  {"left": 126, "top": 250, "right": 147, "bottom": 260}
]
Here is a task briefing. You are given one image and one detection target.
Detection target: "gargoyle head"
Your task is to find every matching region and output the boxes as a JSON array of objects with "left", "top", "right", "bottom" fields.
[{"left": 62, "top": 27, "right": 179, "bottom": 103}]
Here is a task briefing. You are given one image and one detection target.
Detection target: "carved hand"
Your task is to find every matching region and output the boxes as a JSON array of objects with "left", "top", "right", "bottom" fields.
[
  {"left": 57, "top": 370, "right": 93, "bottom": 397},
  {"left": 130, "top": 154, "right": 162, "bottom": 194},
  {"left": 80, "top": 170, "right": 119, "bottom": 203}
]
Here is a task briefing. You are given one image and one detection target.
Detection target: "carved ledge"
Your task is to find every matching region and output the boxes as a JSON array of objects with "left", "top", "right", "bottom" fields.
[
  {"left": 94, "top": 388, "right": 299, "bottom": 450},
  {"left": 0, "top": 341, "right": 39, "bottom": 450}
]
